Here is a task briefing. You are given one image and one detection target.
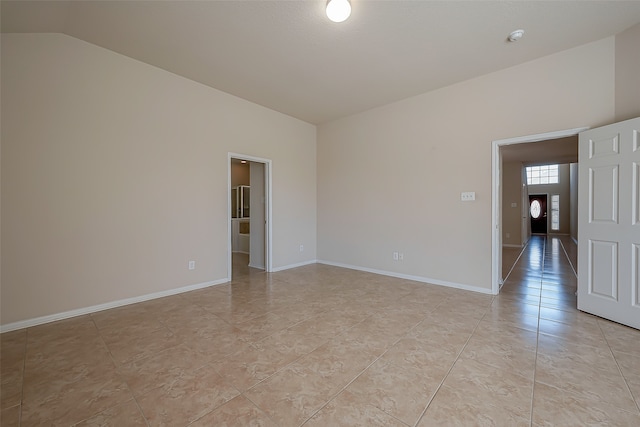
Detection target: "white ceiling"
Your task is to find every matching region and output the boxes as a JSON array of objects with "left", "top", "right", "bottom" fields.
[{"left": 3, "top": 1, "right": 640, "bottom": 124}]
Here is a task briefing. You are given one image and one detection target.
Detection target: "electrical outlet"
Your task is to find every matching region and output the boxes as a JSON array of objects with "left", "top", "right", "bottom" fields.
[
  {"left": 399, "top": 253, "right": 404, "bottom": 261},
  {"left": 506, "top": 233, "right": 510, "bottom": 239},
  {"left": 393, "top": 252, "right": 399, "bottom": 261},
  {"left": 299, "top": 245, "right": 304, "bottom": 252},
  {"left": 188, "top": 260, "right": 195, "bottom": 270},
  {"left": 461, "top": 191, "right": 476, "bottom": 201}
]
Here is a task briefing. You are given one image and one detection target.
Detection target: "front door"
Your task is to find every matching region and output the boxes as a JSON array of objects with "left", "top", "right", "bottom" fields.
[
  {"left": 529, "top": 195, "right": 547, "bottom": 234},
  {"left": 578, "top": 117, "right": 640, "bottom": 330}
]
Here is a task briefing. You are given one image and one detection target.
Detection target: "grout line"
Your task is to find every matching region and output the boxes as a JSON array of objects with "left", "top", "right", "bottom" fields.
[
  {"left": 412, "top": 311, "right": 488, "bottom": 427},
  {"left": 557, "top": 238, "right": 578, "bottom": 278},
  {"left": 499, "top": 235, "right": 545, "bottom": 426},
  {"left": 529, "top": 236, "right": 546, "bottom": 427},
  {"left": 299, "top": 354, "right": 384, "bottom": 425},
  {"left": 240, "top": 392, "right": 285, "bottom": 426},
  {"left": 299, "top": 314, "right": 429, "bottom": 426},
  {"left": 90, "top": 315, "right": 152, "bottom": 427},
  {"left": 303, "top": 295, "right": 460, "bottom": 426},
  {"left": 18, "top": 328, "right": 28, "bottom": 426},
  {"left": 502, "top": 240, "right": 530, "bottom": 286},
  {"left": 595, "top": 319, "right": 640, "bottom": 415}
]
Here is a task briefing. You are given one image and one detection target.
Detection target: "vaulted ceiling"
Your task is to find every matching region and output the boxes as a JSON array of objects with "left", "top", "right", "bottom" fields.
[{"left": 3, "top": 1, "right": 640, "bottom": 124}]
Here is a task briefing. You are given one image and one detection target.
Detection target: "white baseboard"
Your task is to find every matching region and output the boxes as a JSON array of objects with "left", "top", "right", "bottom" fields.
[
  {"left": 316, "top": 260, "right": 492, "bottom": 295},
  {"left": 0, "top": 278, "right": 229, "bottom": 333},
  {"left": 1, "top": 259, "right": 494, "bottom": 332},
  {"left": 270, "top": 259, "right": 317, "bottom": 273}
]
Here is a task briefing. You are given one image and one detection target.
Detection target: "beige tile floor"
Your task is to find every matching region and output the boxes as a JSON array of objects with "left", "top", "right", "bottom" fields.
[{"left": 1, "top": 236, "right": 639, "bottom": 426}]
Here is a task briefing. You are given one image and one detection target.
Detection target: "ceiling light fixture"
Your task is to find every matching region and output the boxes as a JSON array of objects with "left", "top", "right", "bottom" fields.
[
  {"left": 326, "top": 0, "right": 351, "bottom": 23},
  {"left": 508, "top": 29, "right": 525, "bottom": 42}
]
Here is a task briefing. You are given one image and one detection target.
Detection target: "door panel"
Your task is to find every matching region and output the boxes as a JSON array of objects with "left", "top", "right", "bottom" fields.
[
  {"left": 589, "top": 133, "right": 619, "bottom": 157},
  {"left": 634, "top": 244, "right": 640, "bottom": 306},
  {"left": 589, "top": 165, "right": 618, "bottom": 223},
  {"left": 635, "top": 163, "right": 640, "bottom": 225},
  {"left": 578, "top": 117, "right": 640, "bottom": 329},
  {"left": 588, "top": 240, "right": 617, "bottom": 300}
]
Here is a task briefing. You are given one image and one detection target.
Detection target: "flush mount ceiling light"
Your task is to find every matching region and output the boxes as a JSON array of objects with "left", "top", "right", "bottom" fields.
[
  {"left": 508, "top": 29, "right": 525, "bottom": 42},
  {"left": 326, "top": 0, "right": 351, "bottom": 23}
]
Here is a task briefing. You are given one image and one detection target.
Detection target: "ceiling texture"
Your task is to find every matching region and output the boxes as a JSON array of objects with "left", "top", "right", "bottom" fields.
[{"left": 2, "top": 0, "right": 640, "bottom": 125}]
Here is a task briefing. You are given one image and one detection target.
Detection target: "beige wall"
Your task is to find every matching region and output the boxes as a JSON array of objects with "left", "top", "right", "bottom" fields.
[
  {"left": 502, "top": 161, "right": 524, "bottom": 246},
  {"left": 317, "top": 38, "right": 616, "bottom": 291},
  {"left": 615, "top": 23, "right": 640, "bottom": 122},
  {"left": 526, "top": 164, "right": 571, "bottom": 235},
  {"left": 1, "top": 34, "right": 317, "bottom": 326}
]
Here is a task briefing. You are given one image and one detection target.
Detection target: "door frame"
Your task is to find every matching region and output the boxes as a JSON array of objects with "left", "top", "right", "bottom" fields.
[
  {"left": 491, "top": 127, "right": 587, "bottom": 294},
  {"left": 228, "top": 152, "right": 273, "bottom": 279}
]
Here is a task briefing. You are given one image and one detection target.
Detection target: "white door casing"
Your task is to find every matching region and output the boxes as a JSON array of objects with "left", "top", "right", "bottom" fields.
[{"left": 578, "top": 117, "right": 640, "bottom": 329}]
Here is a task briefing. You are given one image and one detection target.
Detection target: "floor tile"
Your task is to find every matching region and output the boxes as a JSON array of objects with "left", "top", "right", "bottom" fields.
[
  {"left": 418, "top": 383, "right": 530, "bottom": 427},
  {"left": 443, "top": 358, "right": 533, "bottom": 418},
  {"left": 304, "top": 390, "right": 409, "bottom": 427},
  {"left": 599, "top": 319, "right": 640, "bottom": 355},
  {"left": 244, "top": 367, "right": 334, "bottom": 427},
  {"left": 344, "top": 359, "right": 445, "bottom": 425},
  {"left": 538, "top": 317, "right": 608, "bottom": 349},
  {"left": 380, "top": 337, "right": 459, "bottom": 374},
  {"left": 532, "top": 382, "right": 640, "bottom": 426},
  {"left": 459, "top": 330, "right": 537, "bottom": 375},
  {"left": 190, "top": 395, "right": 277, "bottom": 427},
  {"left": 21, "top": 368, "right": 133, "bottom": 426},
  {"left": 136, "top": 364, "right": 239, "bottom": 426},
  {"left": 101, "top": 321, "right": 182, "bottom": 366},
  {"left": 73, "top": 400, "right": 147, "bottom": 426},
  {"left": 0, "top": 405, "right": 21, "bottom": 427},
  {"left": 0, "top": 369, "right": 23, "bottom": 411},
  {"left": 118, "top": 343, "right": 211, "bottom": 397},
  {"left": 535, "top": 342, "right": 637, "bottom": 412},
  {"left": 213, "top": 342, "right": 301, "bottom": 391}
]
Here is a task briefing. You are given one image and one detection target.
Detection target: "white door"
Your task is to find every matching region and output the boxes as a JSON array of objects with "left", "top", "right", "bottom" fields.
[{"left": 578, "top": 117, "right": 640, "bottom": 329}]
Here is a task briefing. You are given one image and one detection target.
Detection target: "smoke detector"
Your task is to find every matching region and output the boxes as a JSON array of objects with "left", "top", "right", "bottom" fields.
[{"left": 508, "top": 29, "right": 525, "bottom": 42}]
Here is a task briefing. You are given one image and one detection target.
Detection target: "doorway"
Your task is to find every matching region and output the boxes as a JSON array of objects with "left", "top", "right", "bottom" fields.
[
  {"left": 529, "top": 194, "right": 547, "bottom": 234},
  {"left": 228, "top": 153, "right": 272, "bottom": 280},
  {"left": 491, "top": 127, "right": 585, "bottom": 294}
]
